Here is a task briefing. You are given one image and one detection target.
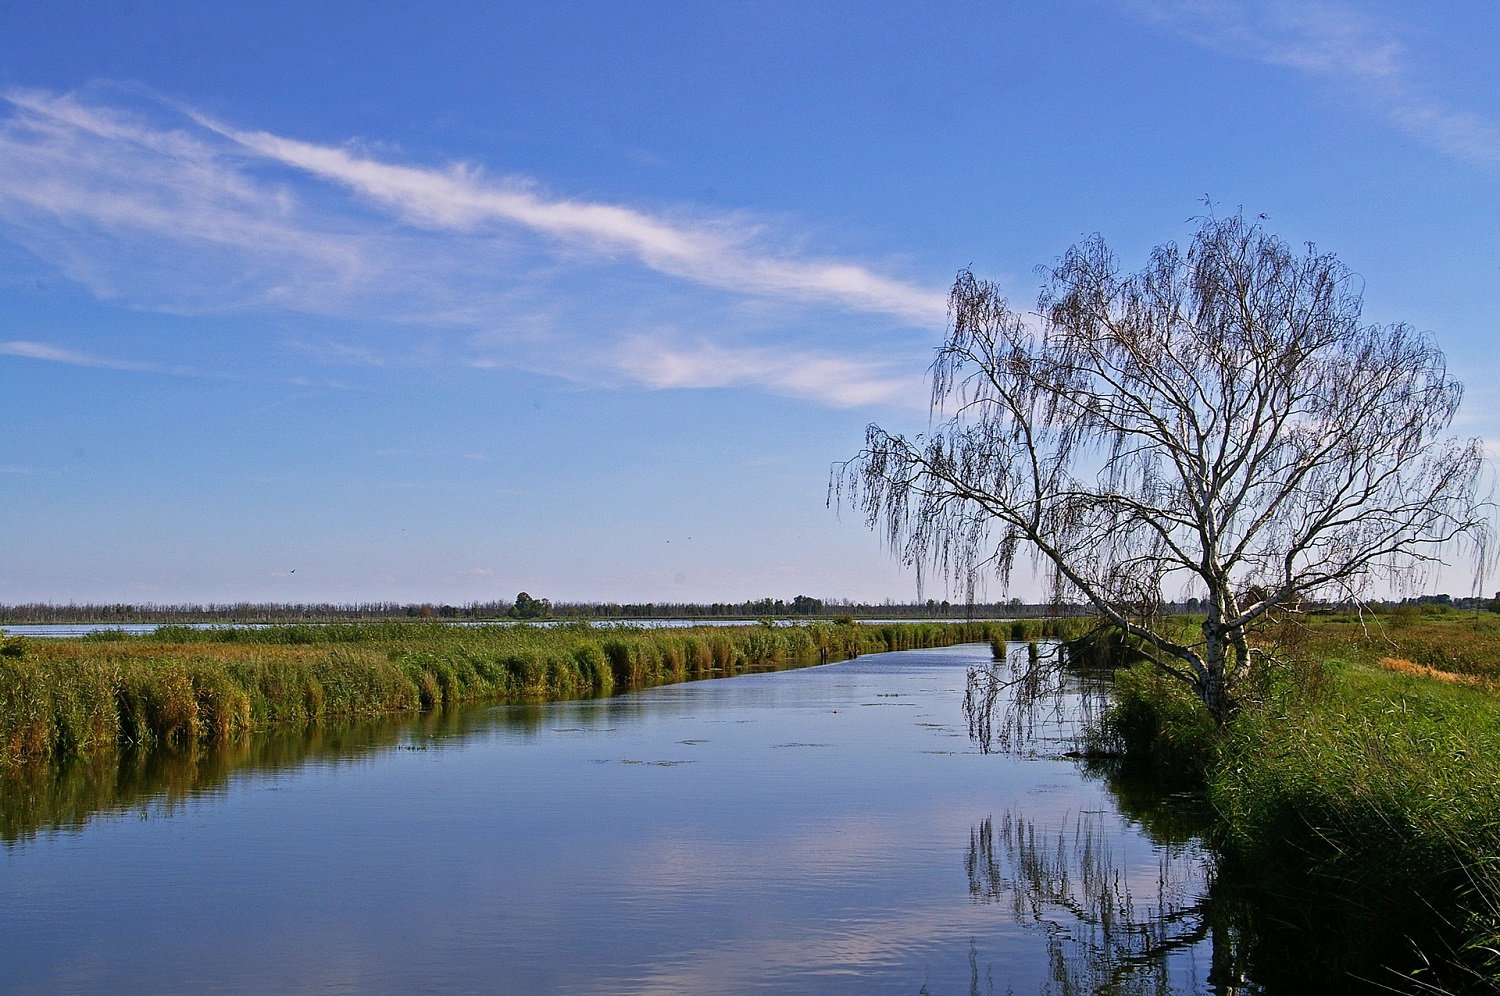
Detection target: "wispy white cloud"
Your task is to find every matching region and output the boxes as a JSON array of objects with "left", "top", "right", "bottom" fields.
[
  {"left": 0, "top": 88, "right": 943, "bottom": 408},
  {"left": 286, "top": 338, "right": 388, "bottom": 367},
  {"left": 1127, "top": 1, "right": 1500, "bottom": 169},
  {"left": 195, "top": 114, "right": 945, "bottom": 324},
  {"left": 0, "top": 90, "right": 379, "bottom": 313},
  {"left": 0, "top": 339, "right": 158, "bottom": 372},
  {"left": 615, "top": 334, "right": 926, "bottom": 409}
]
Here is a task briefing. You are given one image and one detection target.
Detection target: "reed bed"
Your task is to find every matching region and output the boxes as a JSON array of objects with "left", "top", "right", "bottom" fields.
[
  {"left": 1084, "top": 610, "right": 1500, "bottom": 990},
  {"left": 0, "top": 620, "right": 999, "bottom": 766},
  {"left": 1210, "top": 659, "right": 1500, "bottom": 991},
  {"left": 0, "top": 700, "right": 525, "bottom": 846},
  {"left": 1280, "top": 609, "right": 1500, "bottom": 684}
]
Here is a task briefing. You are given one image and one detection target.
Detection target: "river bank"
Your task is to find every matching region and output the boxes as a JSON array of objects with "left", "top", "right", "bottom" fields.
[
  {"left": 0, "top": 619, "right": 1084, "bottom": 767},
  {"left": 1090, "top": 610, "right": 1500, "bottom": 992}
]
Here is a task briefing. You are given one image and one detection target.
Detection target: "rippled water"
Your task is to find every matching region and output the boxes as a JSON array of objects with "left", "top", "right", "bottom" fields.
[{"left": 0, "top": 644, "right": 1230, "bottom": 994}]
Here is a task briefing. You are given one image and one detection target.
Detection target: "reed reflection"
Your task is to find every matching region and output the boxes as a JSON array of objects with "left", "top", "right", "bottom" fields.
[{"left": 0, "top": 697, "right": 631, "bottom": 847}]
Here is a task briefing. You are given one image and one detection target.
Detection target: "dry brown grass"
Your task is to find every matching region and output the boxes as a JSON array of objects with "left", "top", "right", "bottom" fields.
[{"left": 1377, "top": 656, "right": 1488, "bottom": 686}]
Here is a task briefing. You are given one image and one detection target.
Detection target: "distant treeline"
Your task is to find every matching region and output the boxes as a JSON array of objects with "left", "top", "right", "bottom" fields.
[
  {"left": 550, "top": 597, "right": 1077, "bottom": 620},
  {"left": 3, "top": 592, "right": 1489, "bottom": 625},
  {"left": 0, "top": 597, "right": 1088, "bottom": 624}
]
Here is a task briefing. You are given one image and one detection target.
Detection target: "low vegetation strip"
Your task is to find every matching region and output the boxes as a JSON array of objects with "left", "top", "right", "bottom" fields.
[
  {"left": 0, "top": 620, "right": 1001, "bottom": 766},
  {"left": 1285, "top": 609, "right": 1500, "bottom": 682}
]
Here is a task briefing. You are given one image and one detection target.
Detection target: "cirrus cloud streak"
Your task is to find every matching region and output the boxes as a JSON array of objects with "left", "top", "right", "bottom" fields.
[
  {"left": 0, "top": 88, "right": 945, "bottom": 410},
  {"left": 201, "top": 117, "right": 946, "bottom": 325},
  {"left": 1127, "top": 0, "right": 1500, "bottom": 169},
  {"left": 0, "top": 339, "right": 159, "bottom": 373},
  {"left": 613, "top": 334, "right": 927, "bottom": 409}
]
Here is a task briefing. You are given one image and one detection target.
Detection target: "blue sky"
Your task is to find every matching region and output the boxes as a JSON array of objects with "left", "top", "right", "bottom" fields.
[{"left": 1, "top": 1, "right": 1496, "bottom": 605}]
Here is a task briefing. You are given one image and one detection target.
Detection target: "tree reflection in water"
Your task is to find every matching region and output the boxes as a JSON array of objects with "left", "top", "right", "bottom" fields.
[{"left": 966, "top": 809, "right": 1256, "bottom": 994}]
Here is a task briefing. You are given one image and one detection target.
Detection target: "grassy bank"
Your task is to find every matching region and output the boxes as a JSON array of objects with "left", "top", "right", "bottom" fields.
[
  {"left": 0, "top": 619, "right": 1000, "bottom": 767},
  {"left": 1090, "top": 611, "right": 1500, "bottom": 991}
]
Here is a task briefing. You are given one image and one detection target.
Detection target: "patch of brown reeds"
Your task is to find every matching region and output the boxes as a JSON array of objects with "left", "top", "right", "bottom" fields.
[{"left": 1378, "top": 656, "right": 1488, "bottom": 687}]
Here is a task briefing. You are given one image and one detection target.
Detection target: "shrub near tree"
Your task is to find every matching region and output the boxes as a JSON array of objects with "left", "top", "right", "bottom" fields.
[{"left": 837, "top": 213, "right": 1489, "bottom": 724}]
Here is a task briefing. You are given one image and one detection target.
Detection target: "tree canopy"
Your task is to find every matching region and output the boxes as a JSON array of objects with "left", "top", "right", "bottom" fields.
[
  {"left": 509, "top": 592, "right": 551, "bottom": 619},
  {"left": 836, "top": 214, "right": 1489, "bottom": 722}
]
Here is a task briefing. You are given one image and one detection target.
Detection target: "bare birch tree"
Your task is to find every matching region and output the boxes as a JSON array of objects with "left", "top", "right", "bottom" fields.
[{"left": 835, "top": 214, "right": 1489, "bottom": 724}]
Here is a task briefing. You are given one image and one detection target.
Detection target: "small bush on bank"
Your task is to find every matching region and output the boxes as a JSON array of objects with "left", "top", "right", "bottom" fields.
[{"left": 1087, "top": 662, "right": 1216, "bottom": 776}]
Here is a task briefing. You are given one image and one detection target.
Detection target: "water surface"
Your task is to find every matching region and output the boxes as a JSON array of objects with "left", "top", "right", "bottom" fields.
[{"left": 0, "top": 644, "right": 1224, "bottom": 993}]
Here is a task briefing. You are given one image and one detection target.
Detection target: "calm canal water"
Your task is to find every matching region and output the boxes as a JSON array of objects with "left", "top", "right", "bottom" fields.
[{"left": 0, "top": 644, "right": 1234, "bottom": 994}]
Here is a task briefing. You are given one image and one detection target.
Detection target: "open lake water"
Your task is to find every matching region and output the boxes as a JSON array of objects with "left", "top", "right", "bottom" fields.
[{"left": 0, "top": 643, "right": 1233, "bottom": 994}]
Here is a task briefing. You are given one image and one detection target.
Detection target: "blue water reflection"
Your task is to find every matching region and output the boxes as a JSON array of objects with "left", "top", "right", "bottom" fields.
[{"left": 0, "top": 644, "right": 1227, "bottom": 993}]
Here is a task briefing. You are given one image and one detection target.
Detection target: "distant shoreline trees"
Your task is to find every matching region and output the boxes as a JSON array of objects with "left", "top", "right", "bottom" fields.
[
  {"left": 0, "top": 595, "right": 1112, "bottom": 624},
  {"left": 1, "top": 595, "right": 1485, "bottom": 628}
]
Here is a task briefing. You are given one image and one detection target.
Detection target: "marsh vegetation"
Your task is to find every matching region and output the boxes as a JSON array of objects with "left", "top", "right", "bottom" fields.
[
  {"left": 989, "top": 608, "right": 1500, "bottom": 992},
  {"left": 0, "top": 619, "right": 1011, "bottom": 766},
  {"left": 7, "top": 609, "right": 1499, "bottom": 990}
]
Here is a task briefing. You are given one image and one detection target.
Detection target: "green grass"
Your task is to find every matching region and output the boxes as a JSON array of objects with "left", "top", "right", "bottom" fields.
[
  {"left": 1088, "top": 611, "right": 1500, "bottom": 991},
  {"left": 1207, "top": 651, "right": 1500, "bottom": 990},
  {"left": 1278, "top": 608, "right": 1500, "bottom": 682},
  {"left": 0, "top": 620, "right": 1002, "bottom": 766}
]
